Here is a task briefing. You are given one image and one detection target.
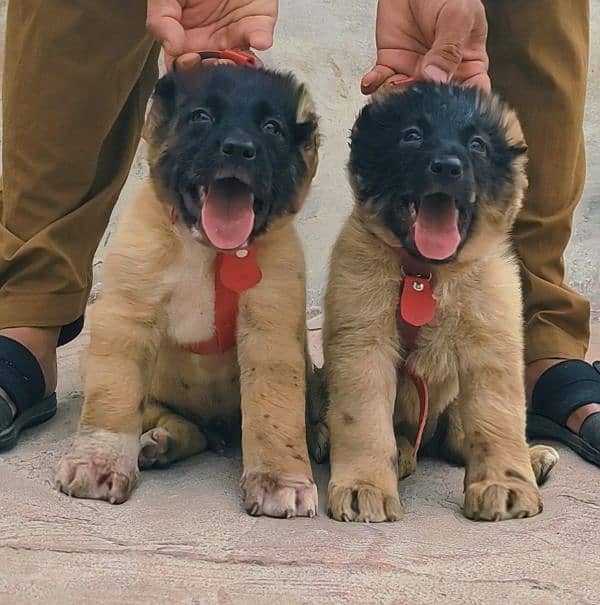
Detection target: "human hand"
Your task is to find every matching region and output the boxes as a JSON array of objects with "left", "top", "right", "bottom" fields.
[
  {"left": 362, "top": 0, "right": 490, "bottom": 94},
  {"left": 147, "top": 0, "right": 278, "bottom": 68}
]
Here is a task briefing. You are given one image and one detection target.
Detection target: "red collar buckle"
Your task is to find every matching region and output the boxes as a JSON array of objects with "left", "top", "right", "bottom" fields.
[{"left": 197, "top": 49, "right": 261, "bottom": 68}]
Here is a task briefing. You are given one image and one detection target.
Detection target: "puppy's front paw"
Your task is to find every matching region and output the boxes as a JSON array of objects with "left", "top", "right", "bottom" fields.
[
  {"left": 55, "top": 430, "right": 139, "bottom": 504},
  {"left": 464, "top": 477, "right": 542, "bottom": 521},
  {"left": 240, "top": 471, "right": 318, "bottom": 518},
  {"left": 328, "top": 482, "right": 403, "bottom": 522}
]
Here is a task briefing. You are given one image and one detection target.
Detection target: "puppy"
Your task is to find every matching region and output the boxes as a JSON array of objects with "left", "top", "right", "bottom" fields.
[
  {"left": 316, "top": 83, "right": 558, "bottom": 522},
  {"left": 55, "top": 62, "right": 320, "bottom": 518}
]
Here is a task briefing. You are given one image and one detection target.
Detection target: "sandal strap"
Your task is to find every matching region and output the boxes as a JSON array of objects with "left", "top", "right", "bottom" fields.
[
  {"left": 0, "top": 336, "right": 46, "bottom": 414},
  {"left": 58, "top": 315, "right": 84, "bottom": 347},
  {"left": 581, "top": 412, "right": 600, "bottom": 445},
  {"left": 531, "top": 359, "right": 600, "bottom": 425}
]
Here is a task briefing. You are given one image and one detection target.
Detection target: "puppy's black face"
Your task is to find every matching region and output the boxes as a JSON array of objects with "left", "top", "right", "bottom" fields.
[
  {"left": 349, "top": 84, "right": 527, "bottom": 263},
  {"left": 147, "top": 65, "right": 318, "bottom": 250}
]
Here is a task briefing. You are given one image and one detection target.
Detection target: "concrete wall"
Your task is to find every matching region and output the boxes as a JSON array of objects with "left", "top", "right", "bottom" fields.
[{"left": 1, "top": 0, "right": 598, "bottom": 319}]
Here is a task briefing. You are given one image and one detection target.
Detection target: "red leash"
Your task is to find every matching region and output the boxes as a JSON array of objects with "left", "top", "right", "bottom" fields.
[{"left": 395, "top": 248, "right": 436, "bottom": 454}]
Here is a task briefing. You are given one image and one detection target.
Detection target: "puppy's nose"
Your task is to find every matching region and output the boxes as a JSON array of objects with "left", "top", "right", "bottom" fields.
[
  {"left": 429, "top": 156, "right": 463, "bottom": 180},
  {"left": 221, "top": 137, "right": 257, "bottom": 160}
]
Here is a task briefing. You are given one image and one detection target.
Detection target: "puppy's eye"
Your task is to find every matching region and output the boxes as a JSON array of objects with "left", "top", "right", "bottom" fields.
[
  {"left": 469, "top": 136, "right": 487, "bottom": 154},
  {"left": 401, "top": 127, "right": 423, "bottom": 143},
  {"left": 263, "top": 119, "right": 283, "bottom": 137},
  {"left": 189, "top": 109, "right": 214, "bottom": 124}
]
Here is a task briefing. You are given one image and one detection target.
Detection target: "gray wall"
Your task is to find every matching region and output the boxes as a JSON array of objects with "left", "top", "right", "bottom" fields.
[{"left": 1, "top": 0, "right": 598, "bottom": 319}]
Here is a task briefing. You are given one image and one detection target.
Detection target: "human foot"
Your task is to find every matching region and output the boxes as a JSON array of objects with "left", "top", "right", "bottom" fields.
[
  {"left": 526, "top": 358, "right": 600, "bottom": 467},
  {"left": 0, "top": 327, "right": 59, "bottom": 396},
  {"left": 0, "top": 327, "right": 60, "bottom": 451}
]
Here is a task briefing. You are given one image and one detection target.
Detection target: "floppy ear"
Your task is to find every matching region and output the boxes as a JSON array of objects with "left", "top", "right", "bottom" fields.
[
  {"left": 294, "top": 84, "right": 320, "bottom": 149},
  {"left": 294, "top": 84, "right": 320, "bottom": 178},
  {"left": 509, "top": 144, "right": 528, "bottom": 157},
  {"left": 142, "top": 74, "right": 176, "bottom": 145},
  {"left": 349, "top": 102, "right": 374, "bottom": 147}
]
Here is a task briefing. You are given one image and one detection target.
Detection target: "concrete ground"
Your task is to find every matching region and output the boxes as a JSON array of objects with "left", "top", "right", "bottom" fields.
[{"left": 1, "top": 1, "right": 600, "bottom": 604}]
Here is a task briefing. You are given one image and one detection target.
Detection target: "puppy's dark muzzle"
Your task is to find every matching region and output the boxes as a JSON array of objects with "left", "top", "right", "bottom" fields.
[
  {"left": 221, "top": 136, "right": 257, "bottom": 161},
  {"left": 429, "top": 155, "right": 463, "bottom": 181}
]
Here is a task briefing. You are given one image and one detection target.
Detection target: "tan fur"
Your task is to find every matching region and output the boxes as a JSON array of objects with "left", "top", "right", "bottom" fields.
[
  {"left": 56, "top": 87, "right": 320, "bottom": 517},
  {"left": 319, "top": 96, "right": 558, "bottom": 522}
]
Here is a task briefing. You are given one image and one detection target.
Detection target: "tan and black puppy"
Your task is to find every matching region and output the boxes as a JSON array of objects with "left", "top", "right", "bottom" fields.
[
  {"left": 316, "top": 83, "right": 558, "bottom": 522},
  {"left": 55, "top": 62, "right": 320, "bottom": 518}
]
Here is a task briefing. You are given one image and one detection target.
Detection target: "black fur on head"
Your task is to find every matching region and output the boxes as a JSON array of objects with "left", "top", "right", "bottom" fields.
[
  {"left": 145, "top": 64, "right": 319, "bottom": 246},
  {"left": 349, "top": 83, "right": 528, "bottom": 263}
]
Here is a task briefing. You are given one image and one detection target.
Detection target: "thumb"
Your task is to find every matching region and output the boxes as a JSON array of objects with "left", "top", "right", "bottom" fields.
[
  {"left": 421, "top": 3, "right": 471, "bottom": 83},
  {"left": 361, "top": 64, "right": 395, "bottom": 95},
  {"left": 247, "top": 28, "right": 274, "bottom": 51},
  {"left": 147, "top": 15, "right": 185, "bottom": 57}
]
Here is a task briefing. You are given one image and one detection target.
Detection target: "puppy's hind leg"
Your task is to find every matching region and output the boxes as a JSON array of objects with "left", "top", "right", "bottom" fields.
[
  {"left": 306, "top": 365, "right": 330, "bottom": 464},
  {"left": 529, "top": 444, "right": 559, "bottom": 486},
  {"left": 139, "top": 399, "right": 208, "bottom": 469},
  {"left": 437, "top": 402, "right": 466, "bottom": 466}
]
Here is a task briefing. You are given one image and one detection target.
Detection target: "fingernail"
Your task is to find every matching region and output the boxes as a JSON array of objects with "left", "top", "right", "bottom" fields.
[
  {"left": 388, "top": 75, "right": 415, "bottom": 87},
  {"left": 424, "top": 65, "right": 449, "bottom": 83}
]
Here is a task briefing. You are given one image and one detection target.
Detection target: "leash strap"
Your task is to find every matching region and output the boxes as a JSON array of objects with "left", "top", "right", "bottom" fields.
[
  {"left": 182, "top": 249, "right": 261, "bottom": 355},
  {"left": 395, "top": 249, "right": 436, "bottom": 456},
  {"left": 405, "top": 368, "right": 429, "bottom": 453}
]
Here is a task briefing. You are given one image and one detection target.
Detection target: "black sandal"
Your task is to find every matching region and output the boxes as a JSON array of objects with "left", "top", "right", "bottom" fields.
[
  {"left": 0, "top": 316, "right": 84, "bottom": 452},
  {"left": 527, "top": 359, "right": 600, "bottom": 467}
]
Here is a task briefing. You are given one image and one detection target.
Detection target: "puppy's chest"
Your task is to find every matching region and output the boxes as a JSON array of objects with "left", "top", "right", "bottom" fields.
[
  {"left": 163, "top": 235, "right": 216, "bottom": 346},
  {"left": 404, "top": 283, "right": 467, "bottom": 379}
]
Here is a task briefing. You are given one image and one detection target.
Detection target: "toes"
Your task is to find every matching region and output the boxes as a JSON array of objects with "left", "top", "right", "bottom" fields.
[
  {"left": 54, "top": 432, "right": 139, "bottom": 504},
  {"left": 464, "top": 479, "right": 542, "bottom": 521},
  {"left": 529, "top": 445, "right": 559, "bottom": 485},
  {"left": 241, "top": 471, "right": 318, "bottom": 519},
  {"left": 308, "top": 422, "right": 330, "bottom": 464},
  {"left": 55, "top": 457, "right": 136, "bottom": 504},
  {"left": 139, "top": 427, "right": 171, "bottom": 469},
  {"left": 328, "top": 483, "right": 402, "bottom": 523}
]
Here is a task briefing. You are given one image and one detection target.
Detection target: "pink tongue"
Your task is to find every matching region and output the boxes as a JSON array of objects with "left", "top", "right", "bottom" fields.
[
  {"left": 413, "top": 196, "right": 461, "bottom": 261},
  {"left": 200, "top": 181, "right": 255, "bottom": 250}
]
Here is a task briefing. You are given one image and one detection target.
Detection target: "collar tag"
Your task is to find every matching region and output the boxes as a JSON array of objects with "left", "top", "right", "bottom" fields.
[
  {"left": 219, "top": 247, "right": 262, "bottom": 293},
  {"left": 400, "top": 275, "right": 436, "bottom": 327}
]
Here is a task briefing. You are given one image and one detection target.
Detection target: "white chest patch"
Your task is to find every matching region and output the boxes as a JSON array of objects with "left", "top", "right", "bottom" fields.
[{"left": 163, "top": 228, "right": 216, "bottom": 346}]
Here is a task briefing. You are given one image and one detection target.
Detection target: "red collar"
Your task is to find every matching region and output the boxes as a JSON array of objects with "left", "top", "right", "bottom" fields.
[
  {"left": 173, "top": 49, "right": 262, "bottom": 72},
  {"left": 170, "top": 209, "right": 262, "bottom": 355},
  {"left": 394, "top": 247, "right": 437, "bottom": 454},
  {"left": 182, "top": 247, "right": 261, "bottom": 355}
]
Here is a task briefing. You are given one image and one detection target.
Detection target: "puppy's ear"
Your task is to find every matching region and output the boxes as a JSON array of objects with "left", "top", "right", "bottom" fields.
[
  {"left": 142, "top": 74, "right": 176, "bottom": 145},
  {"left": 350, "top": 102, "right": 373, "bottom": 145},
  {"left": 294, "top": 84, "right": 320, "bottom": 150},
  {"left": 509, "top": 144, "right": 528, "bottom": 157}
]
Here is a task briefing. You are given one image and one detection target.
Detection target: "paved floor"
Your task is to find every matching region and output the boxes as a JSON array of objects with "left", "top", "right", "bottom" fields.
[
  {"left": 1, "top": 327, "right": 599, "bottom": 604},
  {"left": 1, "top": 1, "right": 600, "bottom": 604}
]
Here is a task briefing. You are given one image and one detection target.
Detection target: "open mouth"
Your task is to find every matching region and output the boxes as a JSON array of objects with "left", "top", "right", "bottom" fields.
[
  {"left": 199, "top": 170, "right": 256, "bottom": 250},
  {"left": 408, "top": 193, "right": 468, "bottom": 261}
]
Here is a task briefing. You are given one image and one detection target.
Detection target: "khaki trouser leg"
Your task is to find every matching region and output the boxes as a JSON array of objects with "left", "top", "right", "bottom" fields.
[
  {"left": 485, "top": 0, "right": 590, "bottom": 363},
  {"left": 0, "top": 0, "right": 159, "bottom": 329}
]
